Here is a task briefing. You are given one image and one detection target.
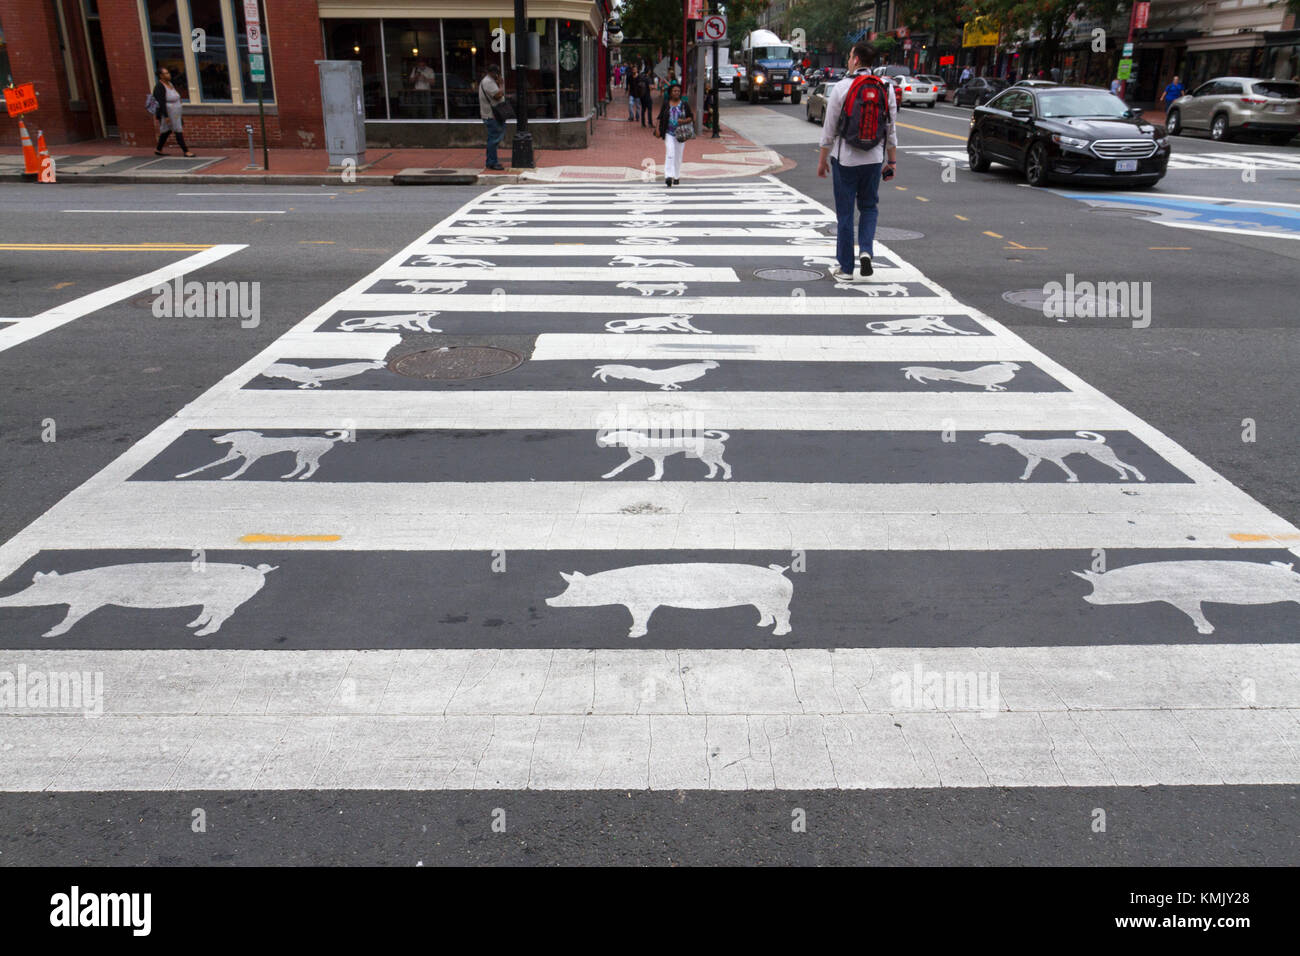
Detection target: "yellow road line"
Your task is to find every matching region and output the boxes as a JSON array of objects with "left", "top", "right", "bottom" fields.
[
  {"left": 239, "top": 533, "right": 342, "bottom": 544},
  {"left": 1004, "top": 240, "right": 1046, "bottom": 250},
  {"left": 52, "top": 281, "right": 75, "bottom": 290},
  {"left": 1229, "top": 532, "right": 1300, "bottom": 543},
  {"left": 982, "top": 230, "right": 1003, "bottom": 239},
  {"left": 954, "top": 214, "right": 969, "bottom": 221},
  {"left": 0, "top": 243, "right": 214, "bottom": 251},
  {"left": 895, "top": 121, "right": 968, "bottom": 141},
  {"left": 1149, "top": 246, "right": 1191, "bottom": 250},
  {"left": 915, "top": 195, "right": 930, "bottom": 202},
  {"left": 299, "top": 240, "right": 335, "bottom": 244}
]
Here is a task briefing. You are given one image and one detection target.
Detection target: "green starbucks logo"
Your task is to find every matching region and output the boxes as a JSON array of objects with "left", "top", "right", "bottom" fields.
[{"left": 559, "top": 40, "right": 579, "bottom": 72}]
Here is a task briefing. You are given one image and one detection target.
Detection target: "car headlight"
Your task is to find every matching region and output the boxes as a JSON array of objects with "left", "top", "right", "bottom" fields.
[
  {"left": 1155, "top": 136, "right": 1169, "bottom": 147},
  {"left": 1052, "top": 134, "right": 1090, "bottom": 149},
  {"left": 755, "top": 75, "right": 765, "bottom": 84}
]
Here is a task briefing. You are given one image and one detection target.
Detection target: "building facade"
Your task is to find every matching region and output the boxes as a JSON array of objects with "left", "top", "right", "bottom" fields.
[{"left": 2, "top": 0, "right": 612, "bottom": 148}]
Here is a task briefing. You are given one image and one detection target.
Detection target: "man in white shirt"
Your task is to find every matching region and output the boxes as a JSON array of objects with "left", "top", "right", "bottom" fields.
[
  {"left": 817, "top": 41, "right": 898, "bottom": 281},
  {"left": 410, "top": 57, "right": 435, "bottom": 91},
  {"left": 479, "top": 63, "right": 506, "bottom": 171}
]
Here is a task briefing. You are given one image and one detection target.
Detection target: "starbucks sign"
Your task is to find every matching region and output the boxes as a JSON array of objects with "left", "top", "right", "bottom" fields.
[{"left": 559, "top": 40, "right": 579, "bottom": 71}]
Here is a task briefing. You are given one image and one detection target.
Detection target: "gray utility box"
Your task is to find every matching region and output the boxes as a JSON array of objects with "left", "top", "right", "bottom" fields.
[{"left": 316, "top": 60, "right": 366, "bottom": 167}]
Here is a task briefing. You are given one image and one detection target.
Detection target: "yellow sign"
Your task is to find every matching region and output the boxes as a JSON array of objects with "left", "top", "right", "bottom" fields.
[{"left": 962, "top": 18, "right": 999, "bottom": 48}]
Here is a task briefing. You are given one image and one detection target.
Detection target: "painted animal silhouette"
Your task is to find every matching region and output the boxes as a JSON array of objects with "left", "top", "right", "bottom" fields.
[
  {"left": 1075, "top": 559, "right": 1300, "bottom": 635},
  {"left": 0, "top": 561, "right": 277, "bottom": 637},
  {"left": 339, "top": 311, "right": 441, "bottom": 333},
  {"left": 444, "top": 236, "right": 506, "bottom": 245},
  {"left": 903, "top": 362, "right": 1021, "bottom": 391},
  {"left": 617, "top": 236, "right": 679, "bottom": 245},
  {"left": 604, "top": 314, "right": 709, "bottom": 334},
  {"left": 261, "top": 361, "right": 384, "bottom": 389},
  {"left": 866, "top": 315, "right": 978, "bottom": 336},
  {"left": 608, "top": 255, "right": 692, "bottom": 268},
  {"left": 614, "top": 220, "right": 675, "bottom": 229},
  {"left": 597, "top": 428, "right": 732, "bottom": 481},
  {"left": 980, "top": 431, "right": 1146, "bottom": 482},
  {"left": 802, "top": 256, "right": 841, "bottom": 269},
  {"left": 546, "top": 562, "right": 793, "bottom": 638},
  {"left": 176, "top": 429, "right": 351, "bottom": 481},
  {"left": 836, "top": 281, "right": 909, "bottom": 295},
  {"left": 397, "top": 279, "right": 467, "bottom": 294},
  {"left": 617, "top": 280, "right": 686, "bottom": 296},
  {"left": 457, "top": 219, "right": 523, "bottom": 228},
  {"left": 592, "top": 360, "right": 719, "bottom": 390},
  {"left": 409, "top": 255, "right": 496, "bottom": 268}
]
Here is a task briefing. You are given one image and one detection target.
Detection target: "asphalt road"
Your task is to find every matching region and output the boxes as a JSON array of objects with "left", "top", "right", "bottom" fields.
[{"left": 0, "top": 112, "right": 1297, "bottom": 868}]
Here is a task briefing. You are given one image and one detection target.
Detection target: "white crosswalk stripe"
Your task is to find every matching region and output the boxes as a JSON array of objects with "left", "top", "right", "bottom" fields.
[
  {"left": 909, "top": 147, "right": 1300, "bottom": 171},
  {"left": 2, "top": 175, "right": 1298, "bottom": 792}
]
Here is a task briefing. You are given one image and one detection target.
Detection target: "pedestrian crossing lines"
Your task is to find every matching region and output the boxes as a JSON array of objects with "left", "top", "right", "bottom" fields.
[
  {"left": 2, "top": 175, "right": 1298, "bottom": 792},
  {"left": 908, "top": 146, "right": 1300, "bottom": 172}
]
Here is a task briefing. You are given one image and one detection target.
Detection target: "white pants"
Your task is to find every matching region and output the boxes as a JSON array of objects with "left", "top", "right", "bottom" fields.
[{"left": 663, "top": 135, "right": 684, "bottom": 180}]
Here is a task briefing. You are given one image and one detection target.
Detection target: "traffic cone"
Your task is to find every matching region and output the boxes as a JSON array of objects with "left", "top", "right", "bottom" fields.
[
  {"left": 18, "top": 117, "right": 39, "bottom": 181},
  {"left": 35, "top": 130, "right": 55, "bottom": 182}
]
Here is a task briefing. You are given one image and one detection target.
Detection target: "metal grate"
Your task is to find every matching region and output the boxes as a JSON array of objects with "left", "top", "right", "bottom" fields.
[{"left": 1091, "top": 139, "right": 1157, "bottom": 159}]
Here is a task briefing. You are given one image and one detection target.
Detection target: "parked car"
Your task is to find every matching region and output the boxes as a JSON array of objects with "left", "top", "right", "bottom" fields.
[
  {"left": 953, "top": 76, "right": 1009, "bottom": 107},
  {"left": 1165, "top": 76, "right": 1300, "bottom": 144},
  {"left": 872, "top": 64, "right": 914, "bottom": 80},
  {"left": 819, "top": 67, "right": 846, "bottom": 83},
  {"left": 1014, "top": 79, "right": 1058, "bottom": 88},
  {"left": 916, "top": 74, "right": 947, "bottom": 100},
  {"left": 706, "top": 63, "right": 743, "bottom": 90},
  {"left": 966, "top": 85, "right": 1169, "bottom": 187},
  {"left": 894, "top": 75, "right": 938, "bottom": 107},
  {"left": 805, "top": 81, "right": 831, "bottom": 123}
]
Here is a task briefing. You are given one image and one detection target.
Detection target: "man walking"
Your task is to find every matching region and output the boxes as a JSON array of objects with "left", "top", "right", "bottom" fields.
[
  {"left": 1162, "top": 74, "right": 1185, "bottom": 110},
  {"left": 817, "top": 41, "right": 898, "bottom": 282},
  {"left": 628, "top": 66, "right": 642, "bottom": 123},
  {"left": 479, "top": 62, "right": 506, "bottom": 171}
]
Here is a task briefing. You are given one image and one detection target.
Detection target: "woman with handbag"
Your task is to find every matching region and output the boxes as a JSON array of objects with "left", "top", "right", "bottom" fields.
[
  {"left": 151, "top": 66, "right": 195, "bottom": 157},
  {"left": 654, "top": 83, "right": 694, "bottom": 187}
]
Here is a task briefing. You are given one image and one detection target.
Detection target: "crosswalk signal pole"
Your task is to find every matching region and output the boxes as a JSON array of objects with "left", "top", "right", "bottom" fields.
[
  {"left": 711, "top": 0, "right": 720, "bottom": 137},
  {"left": 511, "top": 0, "right": 535, "bottom": 168}
]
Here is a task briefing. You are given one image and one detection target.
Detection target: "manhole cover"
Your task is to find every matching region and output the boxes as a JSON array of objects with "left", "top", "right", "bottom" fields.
[
  {"left": 1004, "top": 288, "right": 1099, "bottom": 311},
  {"left": 388, "top": 346, "right": 523, "bottom": 380},
  {"left": 755, "top": 267, "right": 824, "bottom": 281},
  {"left": 875, "top": 227, "right": 924, "bottom": 240}
]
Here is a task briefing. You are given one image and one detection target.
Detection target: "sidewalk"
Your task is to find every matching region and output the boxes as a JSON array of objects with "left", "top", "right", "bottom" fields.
[{"left": 1, "top": 111, "right": 788, "bottom": 186}]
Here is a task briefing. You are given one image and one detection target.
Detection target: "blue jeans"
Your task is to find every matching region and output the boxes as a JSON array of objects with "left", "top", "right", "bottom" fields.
[
  {"left": 629, "top": 96, "right": 641, "bottom": 121},
  {"left": 831, "top": 158, "right": 883, "bottom": 273},
  {"left": 483, "top": 117, "right": 503, "bottom": 167}
]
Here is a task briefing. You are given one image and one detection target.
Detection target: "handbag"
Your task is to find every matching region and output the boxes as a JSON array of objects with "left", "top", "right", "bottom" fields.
[
  {"left": 491, "top": 97, "right": 515, "bottom": 122},
  {"left": 674, "top": 121, "right": 695, "bottom": 142}
]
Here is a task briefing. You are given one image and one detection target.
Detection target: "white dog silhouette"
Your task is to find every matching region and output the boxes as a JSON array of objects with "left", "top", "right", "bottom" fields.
[
  {"left": 617, "top": 281, "right": 686, "bottom": 296},
  {"left": 980, "top": 431, "right": 1147, "bottom": 483},
  {"left": 397, "top": 279, "right": 467, "bottom": 294},
  {"left": 598, "top": 429, "right": 732, "bottom": 481},
  {"left": 176, "top": 430, "right": 351, "bottom": 481},
  {"left": 409, "top": 255, "right": 496, "bottom": 268}
]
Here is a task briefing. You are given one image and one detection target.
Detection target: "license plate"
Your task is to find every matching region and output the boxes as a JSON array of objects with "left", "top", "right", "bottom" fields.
[
  {"left": 1115, "top": 159, "right": 1138, "bottom": 172},
  {"left": 783, "top": 85, "right": 792, "bottom": 95}
]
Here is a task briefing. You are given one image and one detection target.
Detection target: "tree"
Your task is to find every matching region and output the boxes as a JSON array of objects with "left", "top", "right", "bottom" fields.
[
  {"left": 621, "top": 0, "right": 686, "bottom": 61},
  {"left": 790, "top": 0, "right": 872, "bottom": 55},
  {"left": 959, "top": 0, "right": 1132, "bottom": 73},
  {"left": 895, "top": 0, "right": 963, "bottom": 64}
]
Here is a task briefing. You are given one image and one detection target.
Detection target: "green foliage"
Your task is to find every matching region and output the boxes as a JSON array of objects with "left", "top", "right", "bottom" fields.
[
  {"left": 621, "top": 0, "right": 686, "bottom": 56},
  {"left": 791, "top": 0, "right": 870, "bottom": 53}
]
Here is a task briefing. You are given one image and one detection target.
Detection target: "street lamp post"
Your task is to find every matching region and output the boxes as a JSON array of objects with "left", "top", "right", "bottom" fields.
[{"left": 511, "top": 0, "right": 535, "bottom": 168}]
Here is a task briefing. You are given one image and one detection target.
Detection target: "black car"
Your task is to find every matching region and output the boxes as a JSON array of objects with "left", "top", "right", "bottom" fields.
[
  {"left": 953, "top": 77, "right": 1008, "bottom": 106},
  {"left": 966, "top": 86, "right": 1170, "bottom": 187}
]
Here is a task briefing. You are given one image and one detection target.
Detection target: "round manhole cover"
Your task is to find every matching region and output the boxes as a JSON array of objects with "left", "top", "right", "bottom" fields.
[
  {"left": 875, "top": 227, "right": 924, "bottom": 240},
  {"left": 421, "top": 168, "right": 460, "bottom": 174},
  {"left": 755, "top": 267, "right": 824, "bottom": 281},
  {"left": 1004, "top": 288, "right": 1100, "bottom": 312},
  {"left": 389, "top": 346, "right": 523, "bottom": 381}
]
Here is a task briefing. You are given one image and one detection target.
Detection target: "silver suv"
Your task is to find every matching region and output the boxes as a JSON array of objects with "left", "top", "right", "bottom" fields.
[{"left": 1166, "top": 77, "right": 1300, "bottom": 144}]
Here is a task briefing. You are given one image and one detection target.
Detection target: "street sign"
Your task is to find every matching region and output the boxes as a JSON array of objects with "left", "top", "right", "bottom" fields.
[
  {"left": 1134, "top": 2, "right": 1150, "bottom": 29},
  {"left": 701, "top": 14, "right": 726, "bottom": 43},
  {"left": 1116, "top": 58, "right": 1132, "bottom": 81},
  {"left": 1122, "top": 42, "right": 1133, "bottom": 57},
  {"left": 244, "top": 0, "right": 262, "bottom": 54},
  {"left": 4, "top": 82, "right": 38, "bottom": 117},
  {"left": 904, "top": 39, "right": 912, "bottom": 51},
  {"left": 249, "top": 53, "right": 266, "bottom": 83},
  {"left": 687, "top": 0, "right": 705, "bottom": 18}
]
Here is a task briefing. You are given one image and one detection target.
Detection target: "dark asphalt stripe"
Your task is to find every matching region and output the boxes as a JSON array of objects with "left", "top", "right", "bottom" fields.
[
  {"left": 248, "top": 359, "right": 1067, "bottom": 393},
  {"left": 1, "top": 548, "right": 1293, "bottom": 649},
  {"left": 0, "top": 788, "right": 1293, "bottom": 865},
  {"left": 130, "top": 430, "right": 1185, "bottom": 485},
  {"left": 362, "top": 279, "right": 939, "bottom": 299},
  {"left": 439, "top": 235, "right": 839, "bottom": 246},
  {"left": 400, "top": 254, "right": 901, "bottom": 270},
  {"left": 322, "top": 310, "right": 989, "bottom": 336}
]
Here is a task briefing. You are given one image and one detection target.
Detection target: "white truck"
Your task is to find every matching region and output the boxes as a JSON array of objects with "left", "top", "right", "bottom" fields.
[{"left": 733, "top": 29, "right": 802, "bottom": 105}]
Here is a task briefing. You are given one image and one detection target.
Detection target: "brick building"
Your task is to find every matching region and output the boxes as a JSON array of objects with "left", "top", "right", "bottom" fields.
[{"left": 2, "top": 0, "right": 613, "bottom": 149}]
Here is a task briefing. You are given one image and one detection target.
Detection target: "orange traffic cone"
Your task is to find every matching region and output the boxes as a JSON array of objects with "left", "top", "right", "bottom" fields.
[
  {"left": 18, "top": 117, "right": 39, "bottom": 180},
  {"left": 35, "top": 130, "right": 55, "bottom": 182}
]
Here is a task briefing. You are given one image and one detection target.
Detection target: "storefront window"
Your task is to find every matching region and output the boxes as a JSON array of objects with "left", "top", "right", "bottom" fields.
[
  {"left": 188, "top": 0, "right": 232, "bottom": 100},
  {"left": 383, "top": 19, "right": 446, "bottom": 119},
  {"left": 441, "top": 19, "right": 495, "bottom": 118},
  {"left": 558, "top": 18, "right": 583, "bottom": 118},
  {"left": 0, "top": 20, "right": 11, "bottom": 87},
  {"left": 231, "top": 0, "right": 274, "bottom": 99},
  {"left": 144, "top": 0, "right": 185, "bottom": 83},
  {"left": 324, "top": 19, "right": 386, "bottom": 119}
]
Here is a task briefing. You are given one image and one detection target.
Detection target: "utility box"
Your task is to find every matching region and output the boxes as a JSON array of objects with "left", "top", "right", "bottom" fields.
[{"left": 316, "top": 60, "right": 366, "bottom": 167}]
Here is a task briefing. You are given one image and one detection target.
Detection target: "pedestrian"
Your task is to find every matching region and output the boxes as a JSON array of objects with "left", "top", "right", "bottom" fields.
[
  {"left": 478, "top": 62, "right": 506, "bottom": 171},
  {"left": 1162, "top": 74, "right": 1185, "bottom": 110},
  {"left": 960, "top": 65, "right": 972, "bottom": 84},
  {"left": 151, "top": 66, "right": 195, "bottom": 157},
  {"left": 1110, "top": 76, "right": 1121, "bottom": 96},
  {"left": 655, "top": 82, "right": 694, "bottom": 187},
  {"left": 637, "top": 70, "right": 654, "bottom": 128},
  {"left": 817, "top": 40, "right": 897, "bottom": 282},
  {"left": 628, "top": 66, "right": 643, "bottom": 123}
]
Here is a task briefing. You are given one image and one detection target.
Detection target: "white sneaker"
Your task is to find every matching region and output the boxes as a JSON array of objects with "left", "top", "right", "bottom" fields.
[{"left": 829, "top": 268, "right": 856, "bottom": 282}]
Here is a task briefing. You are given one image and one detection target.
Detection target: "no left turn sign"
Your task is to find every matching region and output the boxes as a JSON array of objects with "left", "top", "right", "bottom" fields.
[{"left": 702, "top": 14, "right": 726, "bottom": 42}]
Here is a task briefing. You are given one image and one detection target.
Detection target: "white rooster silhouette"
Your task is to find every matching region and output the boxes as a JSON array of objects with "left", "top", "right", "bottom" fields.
[
  {"left": 592, "top": 360, "right": 719, "bottom": 390},
  {"left": 901, "top": 362, "right": 1022, "bottom": 391}
]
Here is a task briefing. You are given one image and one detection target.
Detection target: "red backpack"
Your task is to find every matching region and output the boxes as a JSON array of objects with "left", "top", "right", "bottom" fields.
[{"left": 836, "top": 74, "right": 891, "bottom": 151}]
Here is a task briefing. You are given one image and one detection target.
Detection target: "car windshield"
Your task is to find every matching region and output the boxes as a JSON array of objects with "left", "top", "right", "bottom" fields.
[
  {"left": 754, "top": 46, "right": 792, "bottom": 60},
  {"left": 1037, "top": 90, "right": 1129, "bottom": 118},
  {"left": 1254, "top": 81, "right": 1300, "bottom": 99}
]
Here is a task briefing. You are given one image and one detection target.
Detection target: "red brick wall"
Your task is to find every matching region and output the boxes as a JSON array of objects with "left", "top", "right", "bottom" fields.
[
  {"left": 0, "top": 0, "right": 92, "bottom": 144},
  {"left": 98, "top": 0, "right": 154, "bottom": 148},
  {"left": 264, "top": 0, "right": 325, "bottom": 149}
]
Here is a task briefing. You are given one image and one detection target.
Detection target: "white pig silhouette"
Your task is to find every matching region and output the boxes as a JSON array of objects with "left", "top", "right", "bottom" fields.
[
  {"left": 1075, "top": 559, "right": 1300, "bottom": 634},
  {"left": 545, "top": 562, "right": 793, "bottom": 638},
  {"left": 0, "top": 561, "right": 277, "bottom": 637}
]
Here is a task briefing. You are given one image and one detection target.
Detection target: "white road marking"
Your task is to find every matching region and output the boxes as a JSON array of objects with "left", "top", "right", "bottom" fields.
[
  {"left": 0, "top": 244, "right": 247, "bottom": 354},
  {"left": 61, "top": 208, "right": 288, "bottom": 215},
  {"left": 177, "top": 192, "right": 338, "bottom": 196}
]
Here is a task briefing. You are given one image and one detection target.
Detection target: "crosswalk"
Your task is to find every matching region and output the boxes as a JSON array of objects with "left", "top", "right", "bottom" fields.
[
  {"left": 909, "top": 147, "right": 1300, "bottom": 171},
  {"left": 2, "top": 176, "right": 1299, "bottom": 791}
]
